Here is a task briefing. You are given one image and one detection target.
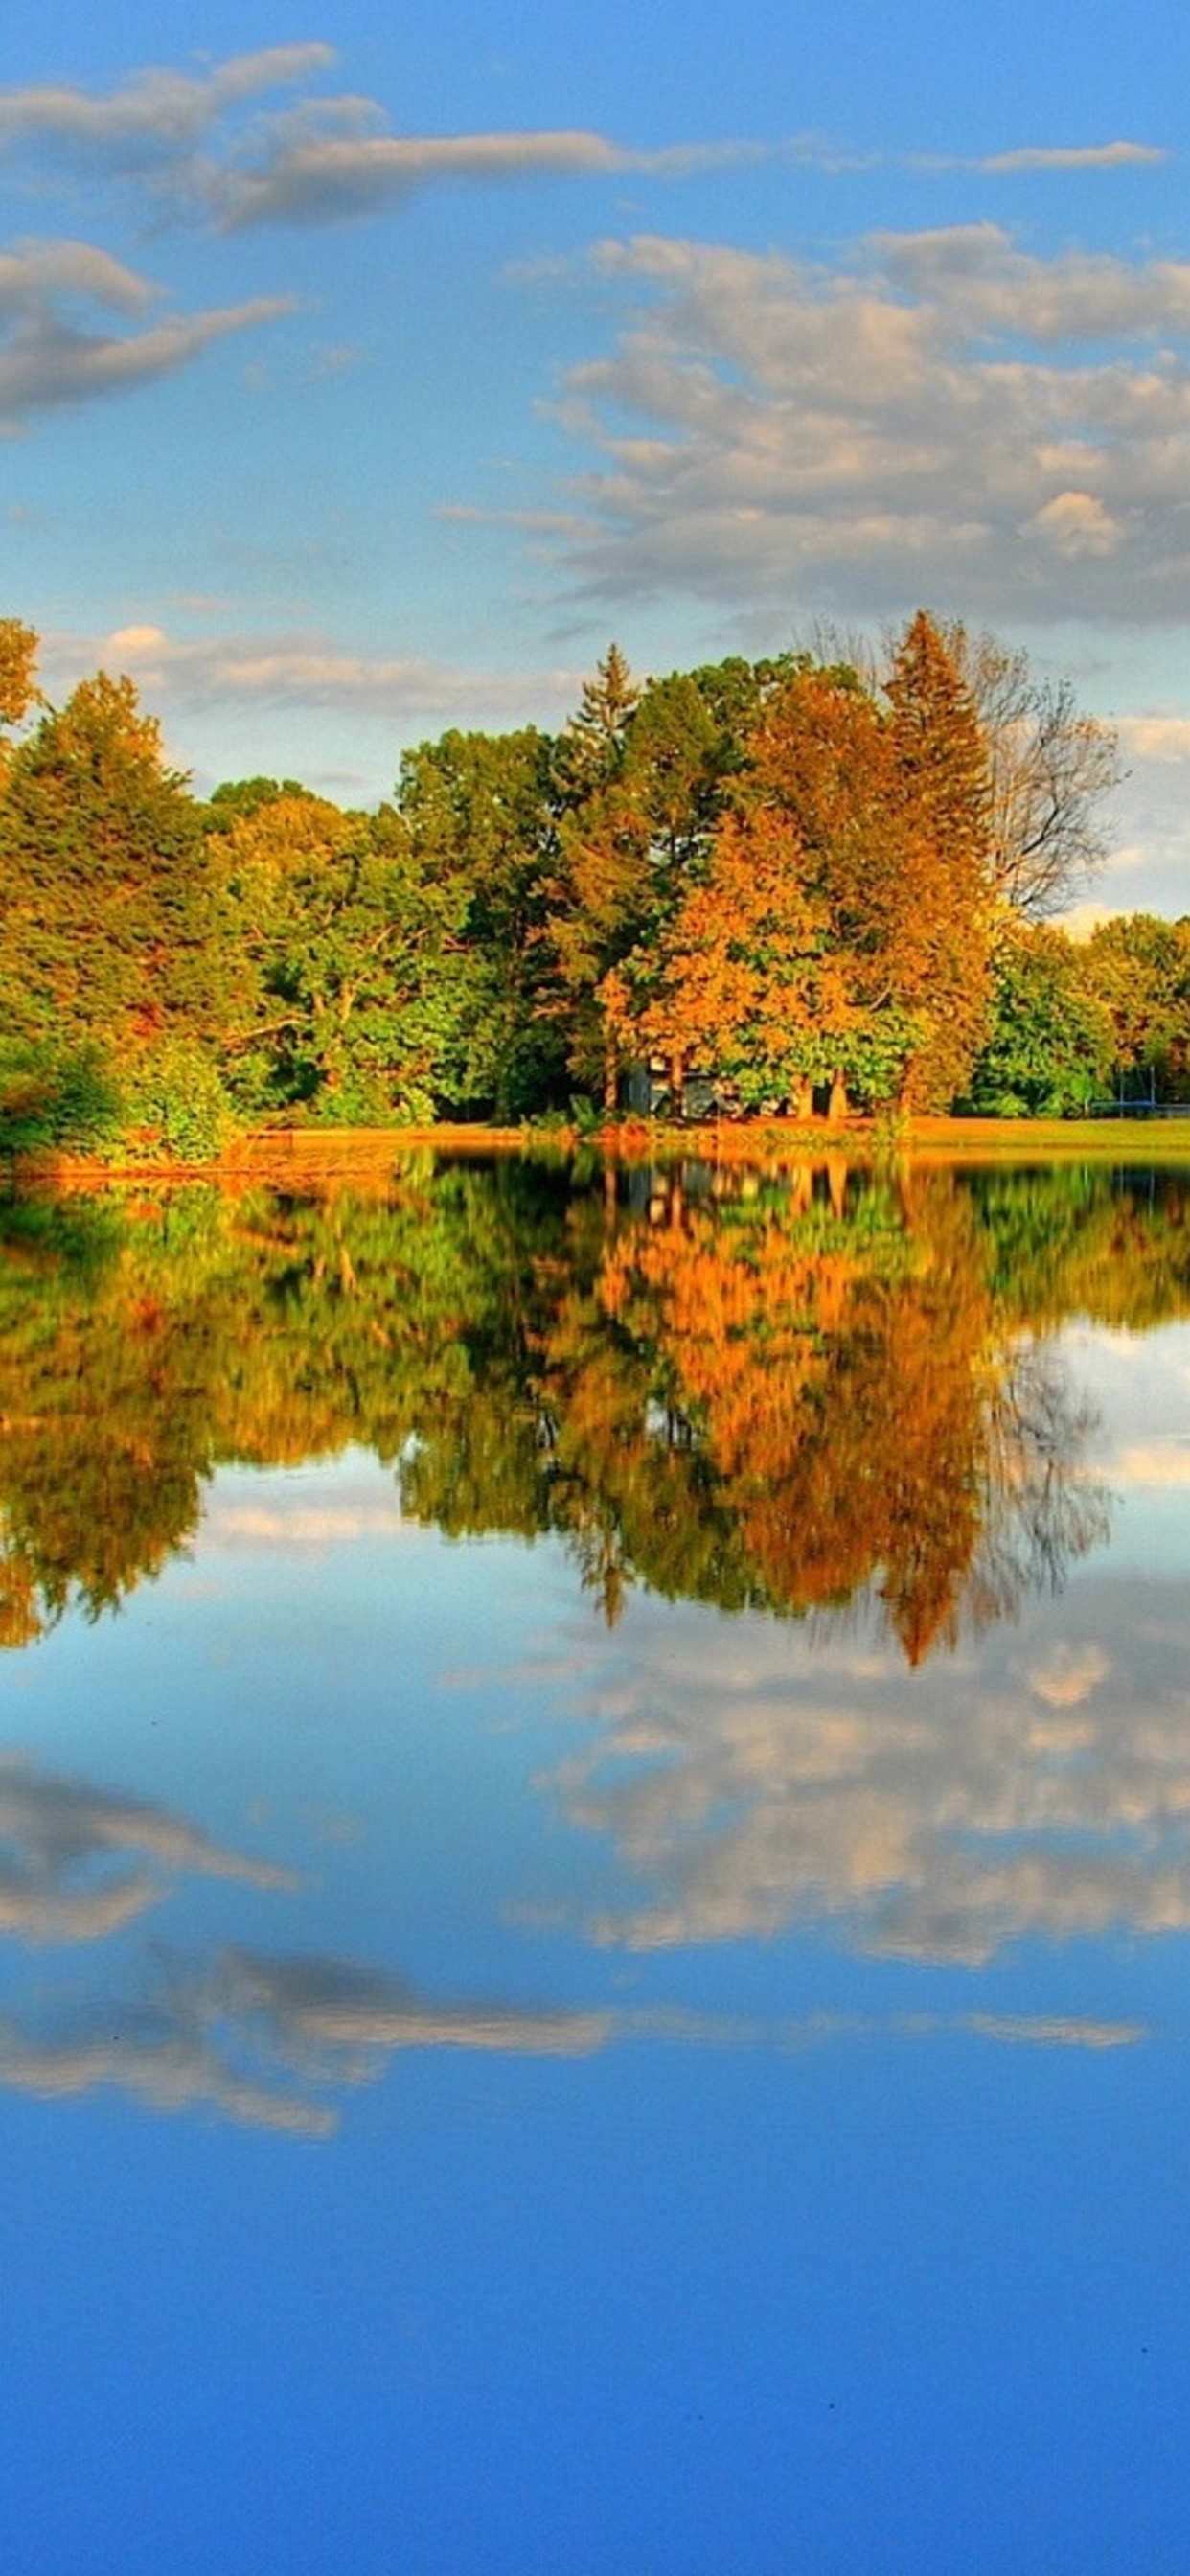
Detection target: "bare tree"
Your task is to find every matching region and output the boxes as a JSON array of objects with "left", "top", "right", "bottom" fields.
[{"left": 943, "top": 624, "right": 1124, "bottom": 919}]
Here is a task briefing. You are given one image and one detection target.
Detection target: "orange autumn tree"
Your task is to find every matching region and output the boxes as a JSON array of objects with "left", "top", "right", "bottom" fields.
[
  {"left": 881, "top": 610, "right": 995, "bottom": 1108},
  {"left": 0, "top": 617, "right": 38, "bottom": 751},
  {"left": 604, "top": 660, "right": 915, "bottom": 1114},
  {"left": 739, "top": 660, "right": 918, "bottom": 1114},
  {"left": 601, "top": 805, "right": 863, "bottom": 1116},
  {"left": 600, "top": 618, "right": 995, "bottom": 1117}
]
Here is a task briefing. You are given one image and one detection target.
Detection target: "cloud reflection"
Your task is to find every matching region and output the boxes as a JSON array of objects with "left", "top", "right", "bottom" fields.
[
  {"left": 212, "top": 1946, "right": 613, "bottom": 2065},
  {"left": 554, "top": 1576, "right": 1190, "bottom": 1964},
  {"left": 0, "top": 1943, "right": 612, "bottom": 2136},
  {"left": 0, "top": 1751, "right": 291, "bottom": 1942},
  {"left": 0, "top": 1949, "right": 1143, "bottom": 2138}
]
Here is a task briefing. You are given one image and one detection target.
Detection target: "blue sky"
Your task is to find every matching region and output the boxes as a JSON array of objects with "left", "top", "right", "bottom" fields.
[{"left": 6, "top": 3, "right": 1190, "bottom": 913}]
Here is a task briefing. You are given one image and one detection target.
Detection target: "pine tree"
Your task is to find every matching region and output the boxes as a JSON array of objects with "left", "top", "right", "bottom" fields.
[
  {"left": 882, "top": 611, "right": 995, "bottom": 1108},
  {"left": 0, "top": 673, "right": 213, "bottom": 1057}
]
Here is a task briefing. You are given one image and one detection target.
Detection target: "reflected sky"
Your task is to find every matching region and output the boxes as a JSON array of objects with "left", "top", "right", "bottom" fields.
[{"left": 3, "top": 1160, "right": 1190, "bottom": 2572}]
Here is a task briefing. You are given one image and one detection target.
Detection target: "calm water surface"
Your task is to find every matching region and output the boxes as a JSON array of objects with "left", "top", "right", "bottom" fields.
[{"left": 2, "top": 1152, "right": 1190, "bottom": 2572}]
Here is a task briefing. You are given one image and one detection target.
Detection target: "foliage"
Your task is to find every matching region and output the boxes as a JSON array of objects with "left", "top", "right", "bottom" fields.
[
  {"left": 962, "top": 923, "right": 1114, "bottom": 1117},
  {"left": 0, "top": 1039, "right": 123, "bottom": 1157},
  {"left": 0, "top": 618, "right": 39, "bottom": 739},
  {"left": 394, "top": 724, "right": 562, "bottom": 1115},
  {"left": 1080, "top": 912, "right": 1190, "bottom": 1100},
  {"left": 0, "top": 671, "right": 216, "bottom": 1059},
  {"left": 209, "top": 787, "right": 482, "bottom": 1119},
  {"left": 0, "top": 608, "right": 1142, "bottom": 1137},
  {"left": 119, "top": 1039, "right": 240, "bottom": 1161}
]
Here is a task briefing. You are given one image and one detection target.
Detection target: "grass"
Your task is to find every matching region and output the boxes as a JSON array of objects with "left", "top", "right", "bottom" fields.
[{"left": 11, "top": 1109, "right": 1190, "bottom": 1194}]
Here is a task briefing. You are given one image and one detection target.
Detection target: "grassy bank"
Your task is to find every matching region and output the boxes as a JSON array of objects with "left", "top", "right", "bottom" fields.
[{"left": 11, "top": 1110, "right": 1190, "bottom": 1193}]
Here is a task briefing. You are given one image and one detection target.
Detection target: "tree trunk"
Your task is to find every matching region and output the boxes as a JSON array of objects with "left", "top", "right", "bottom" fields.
[{"left": 827, "top": 1071, "right": 849, "bottom": 1125}]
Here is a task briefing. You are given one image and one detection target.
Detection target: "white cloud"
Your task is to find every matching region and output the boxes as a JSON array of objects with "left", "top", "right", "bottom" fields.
[
  {"left": 218, "top": 128, "right": 766, "bottom": 231},
  {"left": 0, "top": 236, "right": 292, "bottom": 429},
  {"left": 1032, "top": 493, "right": 1122, "bottom": 556},
  {"left": 1112, "top": 1439, "right": 1190, "bottom": 1486},
  {"left": 978, "top": 141, "right": 1168, "bottom": 173},
  {"left": 0, "top": 47, "right": 335, "bottom": 166},
  {"left": 540, "top": 224, "right": 1190, "bottom": 626},
  {"left": 1115, "top": 716, "right": 1190, "bottom": 762},
  {"left": 216, "top": 1945, "right": 611, "bottom": 2059},
  {"left": 961, "top": 2012, "right": 1144, "bottom": 2047},
  {"left": 1026, "top": 1644, "right": 1110, "bottom": 1707},
  {"left": 0, "top": 237, "right": 151, "bottom": 315},
  {"left": 55, "top": 619, "right": 581, "bottom": 730},
  {"left": 204, "top": 1495, "right": 406, "bottom": 1553},
  {"left": 0, "top": 1938, "right": 613, "bottom": 2135},
  {"left": 0, "top": 46, "right": 766, "bottom": 235}
]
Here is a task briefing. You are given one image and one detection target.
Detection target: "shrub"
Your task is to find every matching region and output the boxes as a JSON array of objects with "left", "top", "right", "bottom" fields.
[
  {"left": 0, "top": 1041, "right": 123, "bottom": 1157},
  {"left": 120, "top": 1040, "right": 240, "bottom": 1161}
]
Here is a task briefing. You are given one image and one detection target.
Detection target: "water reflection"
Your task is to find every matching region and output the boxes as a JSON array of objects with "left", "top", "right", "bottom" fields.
[
  {"left": 0, "top": 1938, "right": 613, "bottom": 2137},
  {"left": 550, "top": 1573, "right": 1190, "bottom": 1960},
  {"left": 0, "top": 1748, "right": 290, "bottom": 1938},
  {"left": 3, "top": 1152, "right": 1189, "bottom": 2122},
  {"left": 0, "top": 1739, "right": 1155, "bottom": 2140},
  {"left": 0, "top": 1746, "right": 613, "bottom": 2134},
  {"left": 4, "top": 1153, "right": 1181, "bottom": 1659}
]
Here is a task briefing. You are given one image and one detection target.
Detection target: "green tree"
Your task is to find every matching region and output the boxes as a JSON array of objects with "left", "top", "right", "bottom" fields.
[
  {"left": 211, "top": 788, "right": 490, "bottom": 1119},
  {"left": 1081, "top": 913, "right": 1190, "bottom": 1102},
  {"left": 0, "top": 672, "right": 215, "bottom": 1060},
  {"left": 395, "top": 725, "right": 561, "bottom": 1115},
  {"left": 543, "top": 648, "right": 652, "bottom": 1110},
  {"left": 962, "top": 921, "right": 1114, "bottom": 1116}
]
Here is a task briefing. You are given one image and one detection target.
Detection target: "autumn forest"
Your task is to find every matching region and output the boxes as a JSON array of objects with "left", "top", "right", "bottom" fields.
[{"left": 0, "top": 607, "right": 1185, "bottom": 1159}]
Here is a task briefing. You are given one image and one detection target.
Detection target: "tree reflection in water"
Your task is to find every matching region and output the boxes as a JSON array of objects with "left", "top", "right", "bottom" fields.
[{"left": 1, "top": 1152, "right": 1182, "bottom": 1662}]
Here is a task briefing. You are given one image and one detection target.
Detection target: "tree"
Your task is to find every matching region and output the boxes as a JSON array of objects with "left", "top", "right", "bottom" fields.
[
  {"left": 730, "top": 661, "right": 911, "bottom": 1115},
  {"left": 555, "top": 642, "right": 639, "bottom": 797},
  {"left": 0, "top": 618, "right": 38, "bottom": 740},
  {"left": 0, "top": 672, "right": 214, "bottom": 1059},
  {"left": 602, "top": 807, "right": 864, "bottom": 1116},
  {"left": 1080, "top": 912, "right": 1190, "bottom": 1100},
  {"left": 962, "top": 921, "right": 1113, "bottom": 1116},
  {"left": 210, "top": 787, "right": 487, "bottom": 1119},
  {"left": 543, "top": 648, "right": 652, "bottom": 1109},
  {"left": 658, "top": 626, "right": 995, "bottom": 1116},
  {"left": 943, "top": 625, "right": 1123, "bottom": 918},
  {"left": 395, "top": 725, "right": 561, "bottom": 1115},
  {"left": 882, "top": 610, "right": 995, "bottom": 1107}
]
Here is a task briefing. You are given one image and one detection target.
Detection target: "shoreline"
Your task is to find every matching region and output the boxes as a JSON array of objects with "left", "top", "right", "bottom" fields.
[{"left": 9, "top": 1110, "right": 1190, "bottom": 1191}]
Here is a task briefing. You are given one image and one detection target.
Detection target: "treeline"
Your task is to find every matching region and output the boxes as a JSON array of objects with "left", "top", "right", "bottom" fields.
[{"left": 0, "top": 605, "right": 1176, "bottom": 1156}]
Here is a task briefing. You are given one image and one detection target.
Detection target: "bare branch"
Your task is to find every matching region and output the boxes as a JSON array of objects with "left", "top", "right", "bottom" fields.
[{"left": 941, "top": 625, "right": 1124, "bottom": 918}]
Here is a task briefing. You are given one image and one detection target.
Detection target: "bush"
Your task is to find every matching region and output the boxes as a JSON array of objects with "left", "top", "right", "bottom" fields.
[
  {"left": 120, "top": 1040, "right": 240, "bottom": 1161},
  {"left": 0, "top": 1041, "right": 124, "bottom": 1157}
]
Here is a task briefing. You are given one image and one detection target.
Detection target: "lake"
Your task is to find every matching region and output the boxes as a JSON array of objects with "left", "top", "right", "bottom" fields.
[{"left": 2, "top": 1149, "right": 1189, "bottom": 2572}]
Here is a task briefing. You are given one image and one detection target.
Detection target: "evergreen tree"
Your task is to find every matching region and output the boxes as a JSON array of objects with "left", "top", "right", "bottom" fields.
[
  {"left": 883, "top": 610, "right": 995, "bottom": 1107},
  {"left": 0, "top": 673, "right": 215, "bottom": 1059}
]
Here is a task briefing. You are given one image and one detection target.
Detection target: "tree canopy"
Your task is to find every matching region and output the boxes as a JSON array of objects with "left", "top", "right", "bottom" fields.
[{"left": 0, "top": 606, "right": 1145, "bottom": 1158}]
